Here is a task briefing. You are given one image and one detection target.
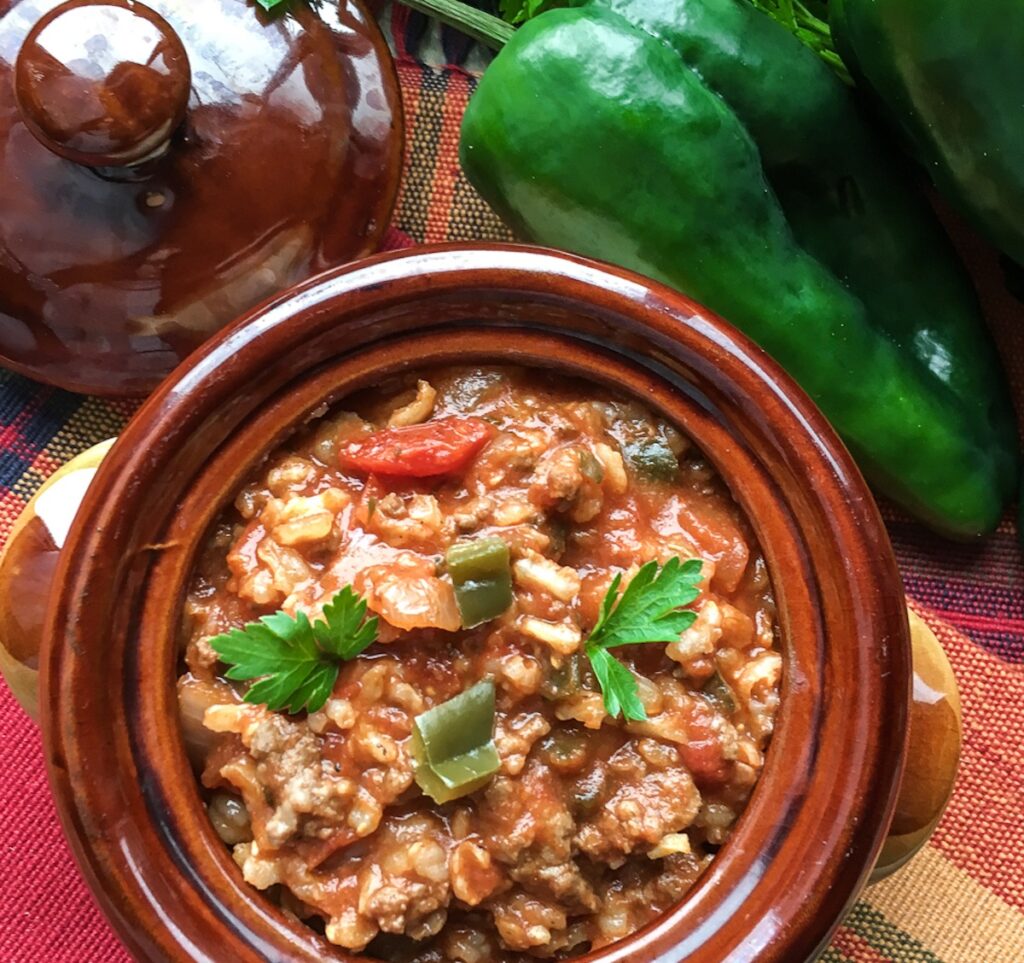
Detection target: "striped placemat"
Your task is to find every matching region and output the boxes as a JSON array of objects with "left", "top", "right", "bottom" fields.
[{"left": 1, "top": 7, "right": 1022, "bottom": 962}]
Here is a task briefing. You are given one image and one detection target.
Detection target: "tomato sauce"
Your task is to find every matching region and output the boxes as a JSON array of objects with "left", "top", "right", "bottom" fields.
[{"left": 178, "top": 367, "right": 781, "bottom": 961}]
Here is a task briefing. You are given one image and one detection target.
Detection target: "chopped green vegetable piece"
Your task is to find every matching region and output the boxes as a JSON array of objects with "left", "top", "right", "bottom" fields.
[
  {"left": 412, "top": 681, "right": 500, "bottom": 803},
  {"left": 412, "top": 743, "right": 501, "bottom": 804},
  {"left": 584, "top": 558, "right": 703, "bottom": 722},
  {"left": 703, "top": 671, "right": 737, "bottom": 714},
  {"left": 579, "top": 448, "right": 605, "bottom": 483},
  {"left": 571, "top": 766, "right": 608, "bottom": 817},
  {"left": 621, "top": 437, "right": 679, "bottom": 481},
  {"left": 446, "top": 536, "right": 513, "bottom": 628},
  {"left": 414, "top": 681, "right": 496, "bottom": 764},
  {"left": 537, "top": 728, "right": 588, "bottom": 768},
  {"left": 605, "top": 415, "right": 681, "bottom": 481},
  {"left": 540, "top": 651, "right": 584, "bottom": 702},
  {"left": 443, "top": 370, "right": 505, "bottom": 412}
]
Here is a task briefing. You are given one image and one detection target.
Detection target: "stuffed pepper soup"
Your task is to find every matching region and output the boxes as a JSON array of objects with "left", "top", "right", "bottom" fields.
[{"left": 177, "top": 366, "right": 782, "bottom": 961}]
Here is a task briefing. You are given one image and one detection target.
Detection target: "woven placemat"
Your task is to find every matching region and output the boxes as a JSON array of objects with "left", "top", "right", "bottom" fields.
[{"left": 1, "top": 9, "right": 1022, "bottom": 962}]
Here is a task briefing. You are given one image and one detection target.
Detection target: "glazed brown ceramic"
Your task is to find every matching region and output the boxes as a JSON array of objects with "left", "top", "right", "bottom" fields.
[
  {"left": 1, "top": 481, "right": 957, "bottom": 871},
  {"left": 871, "top": 610, "right": 962, "bottom": 881},
  {"left": 29, "top": 245, "right": 925, "bottom": 961},
  {"left": 15, "top": 1, "right": 192, "bottom": 166},
  {"left": 0, "top": 0, "right": 403, "bottom": 396},
  {"left": 0, "top": 439, "right": 113, "bottom": 719}
]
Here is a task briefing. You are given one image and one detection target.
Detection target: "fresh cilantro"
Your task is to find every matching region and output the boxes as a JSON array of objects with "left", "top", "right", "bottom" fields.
[
  {"left": 585, "top": 558, "right": 703, "bottom": 723},
  {"left": 210, "top": 587, "right": 378, "bottom": 714}
]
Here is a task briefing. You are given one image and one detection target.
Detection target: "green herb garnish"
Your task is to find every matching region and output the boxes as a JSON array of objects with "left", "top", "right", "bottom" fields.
[
  {"left": 210, "top": 587, "right": 378, "bottom": 714},
  {"left": 498, "top": 0, "right": 563, "bottom": 25},
  {"left": 255, "top": 0, "right": 308, "bottom": 16},
  {"left": 585, "top": 558, "right": 703, "bottom": 723}
]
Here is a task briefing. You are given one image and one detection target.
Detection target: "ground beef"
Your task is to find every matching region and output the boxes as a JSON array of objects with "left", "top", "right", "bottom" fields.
[{"left": 179, "top": 366, "right": 782, "bottom": 961}]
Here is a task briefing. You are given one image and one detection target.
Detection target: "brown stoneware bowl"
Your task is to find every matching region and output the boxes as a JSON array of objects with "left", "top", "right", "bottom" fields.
[
  {"left": 3, "top": 245, "right": 960, "bottom": 961},
  {"left": 0, "top": 0, "right": 403, "bottom": 396}
]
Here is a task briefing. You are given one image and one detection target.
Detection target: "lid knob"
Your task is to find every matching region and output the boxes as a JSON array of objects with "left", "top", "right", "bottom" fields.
[{"left": 14, "top": 0, "right": 191, "bottom": 168}]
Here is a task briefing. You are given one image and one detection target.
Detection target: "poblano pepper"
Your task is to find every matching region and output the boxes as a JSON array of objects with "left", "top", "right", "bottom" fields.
[
  {"left": 406, "top": 0, "right": 1019, "bottom": 538},
  {"left": 832, "top": 0, "right": 1024, "bottom": 267}
]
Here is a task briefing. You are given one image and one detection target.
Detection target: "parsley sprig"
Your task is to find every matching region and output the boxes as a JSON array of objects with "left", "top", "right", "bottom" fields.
[
  {"left": 208, "top": 561, "right": 700, "bottom": 721},
  {"left": 210, "top": 587, "right": 378, "bottom": 714},
  {"left": 585, "top": 558, "right": 703, "bottom": 723},
  {"left": 498, "top": 0, "right": 561, "bottom": 25}
]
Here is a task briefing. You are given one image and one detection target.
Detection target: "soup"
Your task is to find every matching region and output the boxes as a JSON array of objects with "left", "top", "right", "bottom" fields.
[{"left": 178, "top": 367, "right": 781, "bottom": 961}]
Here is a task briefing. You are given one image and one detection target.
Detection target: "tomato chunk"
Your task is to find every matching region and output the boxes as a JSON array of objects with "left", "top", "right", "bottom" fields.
[
  {"left": 339, "top": 417, "right": 495, "bottom": 477},
  {"left": 679, "top": 699, "right": 730, "bottom": 784}
]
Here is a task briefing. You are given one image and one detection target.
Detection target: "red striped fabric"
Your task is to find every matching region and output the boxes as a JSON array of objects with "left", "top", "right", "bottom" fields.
[{"left": 0, "top": 16, "right": 1022, "bottom": 963}]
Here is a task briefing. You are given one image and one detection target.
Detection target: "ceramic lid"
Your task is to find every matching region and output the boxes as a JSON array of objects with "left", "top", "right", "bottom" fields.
[{"left": 0, "top": 0, "right": 402, "bottom": 396}]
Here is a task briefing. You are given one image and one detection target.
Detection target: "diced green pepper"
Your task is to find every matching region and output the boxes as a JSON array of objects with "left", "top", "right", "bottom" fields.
[
  {"left": 578, "top": 448, "right": 605, "bottom": 483},
  {"left": 411, "top": 681, "right": 501, "bottom": 804},
  {"left": 571, "top": 766, "right": 607, "bottom": 817},
  {"left": 537, "top": 728, "right": 588, "bottom": 771},
  {"left": 443, "top": 370, "right": 505, "bottom": 412},
  {"left": 446, "top": 536, "right": 512, "bottom": 628},
  {"left": 540, "top": 651, "right": 584, "bottom": 702},
  {"left": 413, "top": 680, "right": 497, "bottom": 765},
  {"left": 606, "top": 416, "right": 681, "bottom": 482},
  {"left": 703, "top": 671, "right": 736, "bottom": 714},
  {"left": 621, "top": 436, "right": 679, "bottom": 481}
]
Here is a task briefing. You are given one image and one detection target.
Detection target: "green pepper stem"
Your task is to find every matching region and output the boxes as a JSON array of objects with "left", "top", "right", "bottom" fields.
[
  {"left": 399, "top": 0, "right": 514, "bottom": 50},
  {"left": 746, "top": 0, "right": 852, "bottom": 84}
]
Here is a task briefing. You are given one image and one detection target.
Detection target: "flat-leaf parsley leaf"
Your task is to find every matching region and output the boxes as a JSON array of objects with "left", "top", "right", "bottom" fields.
[
  {"left": 498, "top": 0, "right": 564, "bottom": 26},
  {"left": 210, "top": 587, "right": 378, "bottom": 714},
  {"left": 585, "top": 558, "right": 703, "bottom": 722}
]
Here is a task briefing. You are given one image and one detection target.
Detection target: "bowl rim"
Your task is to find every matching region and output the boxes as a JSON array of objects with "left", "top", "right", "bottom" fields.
[{"left": 41, "top": 243, "right": 911, "bottom": 963}]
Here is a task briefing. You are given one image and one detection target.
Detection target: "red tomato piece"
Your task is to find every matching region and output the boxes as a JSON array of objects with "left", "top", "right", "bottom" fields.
[
  {"left": 338, "top": 417, "right": 495, "bottom": 478},
  {"left": 678, "top": 698, "right": 731, "bottom": 784},
  {"left": 679, "top": 735, "right": 729, "bottom": 785}
]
